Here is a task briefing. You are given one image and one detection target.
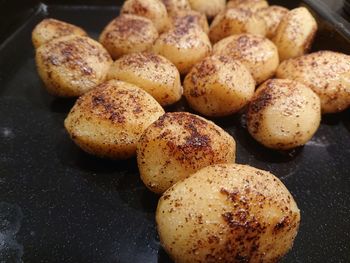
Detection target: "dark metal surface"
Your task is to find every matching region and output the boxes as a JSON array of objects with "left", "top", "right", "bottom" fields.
[{"left": 0, "top": 1, "right": 349, "bottom": 262}]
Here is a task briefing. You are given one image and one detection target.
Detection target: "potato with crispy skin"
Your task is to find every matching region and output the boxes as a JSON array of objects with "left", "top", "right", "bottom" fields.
[
  {"left": 157, "top": 163, "right": 301, "bottom": 263},
  {"left": 107, "top": 52, "right": 182, "bottom": 106},
  {"left": 35, "top": 35, "right": 112, "bottom": 97},
  {"left": 276, "top": 51, "right": 350, "bottom": 114},
  {"left": 188, "top": 0, "right": 226, "bottom": 19},
  {"left": 256, "top": 5, "right": 289, "bottom": 38},
  {"left": 213, "top": 34, "right": 279, "bottom": 84},
  {"left": 162, "top": 0, "right": 191, "bottom": 16},
  {"left": 170, "top": 9, "right": 210, "bottom": 34},
  {"left": 64, "top": 80, "right": 164, "bottom": 159},
  {"left": 227, "top": 0, "right": 269, "bottom": 12},
  {"left": 137, "top": 112, "right": 236, "bottom": 194},
  {"left": 99, "top": 14, "right": 158, "bottom": 60},
  {"left": 247, "top": 79, "right": 321, "bottom": 150}
]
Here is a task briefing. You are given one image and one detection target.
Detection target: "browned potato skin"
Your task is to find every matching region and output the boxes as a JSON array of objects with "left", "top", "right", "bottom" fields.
[
  {"left": 64, "top": 80, "right": 165, "bottom": 159},
  {"left": 247, "top": 79, "right": 321, "bottom": 150},
  {"left": 188, "top": 0, "right": 226, "bottom": 19},
  {"left": 157, "top": 163, "right": 300, "bottom": 263},
  {"left": 227, "top": 0, "right": 269, "bottom": 12},
  {"left": 137, "top": 112, "right": 236, "bottom": 194},
  {"left": 276, "top": 51, "right": 350, "bottom": 113},
  {"left": 36, "top": 35, "right": 112, "bottom": 97},
  {"left": 256, "top": 5, "right": 289, "bottom": 38},
  {"left": 162, "top": 0, "right": 191, "bottom": 16},
  {"left": 32, "top": 18, "right": 87, "bottom": 49},
  {"left": 213, "top": 34, "right": 279, "bottom": 84},
  {"left": 99, "top": 14, "right": 158, "bottom": 60},
  {"left": 170, "top": 9, "right": 210, "bottom": 34}
]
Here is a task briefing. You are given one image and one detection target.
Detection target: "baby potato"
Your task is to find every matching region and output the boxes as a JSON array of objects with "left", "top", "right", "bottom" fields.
[
  {"left": 162, "top": 0, "right": 191, "bottom": 16},
  {"left": 272, "top": 7, "right": 317, "bottom": 61},
  {"left": 188, "top": 0, "right": 226, "bottom": 19},
  {"left": 121, "top": 0, "right": 169, "bottom": 32},
  {"left": 209, "top": 8, "right": 267, "bottom": 44},
  {"left": 256, "top": 5, "right": 289, "bottom": 38},
  {"left": 247, "top": 79, "right": 321, "bottom": 150},
  {"left": 157, "top": 163, "right": 300, "bottom": 263},
  {"left": 276, "top": 51, "right": 350, "bottom": 114},
  {"left": 227, "top": 0, "right": 269, "bottom": 13},
  {"left": 183, "top": 55, "right": 255, "bottom": 117},
  {"left": 99, "top": 14, "right": 158, "bottom": 60},
  {"left": 170, "top": 9, "right": 210, "bottom": 34},
  {"left": 153, "top": 26, "right": 212, "bottom": 75},
  {"left": 32, "top": 18, "right": 87, "bottom": 49},
  {"left": 213, "top": 34, "right": 279, "bottom": 84},
  {"left": 107, "top": 52, "right": 182, "bottom": 106},
  {"left": 137, "top": 112, "right": 236, "bottom": 194},
  {"left": 35, "top": 35, "right": 112, "bottom": 97},
  {"left": 64, "top": 80, "right": 165, "bottom": 159}
]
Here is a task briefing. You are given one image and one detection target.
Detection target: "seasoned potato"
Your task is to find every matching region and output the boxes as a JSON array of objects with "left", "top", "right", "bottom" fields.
[
  {"left": 256, "top": 5, "right": 289, "bottom": 38},
  {"left": 213, "top": 34, "right": 279, "bottom": 84},
  {"left": 121, "top": 0, "right": 169, "bottom": 32},
  {"left": 157, "top": 163, "right": 301, "bottom": 263},
  {"left": 272, "top": 7, "right": 317, "bottom": 61},
  {"left": 35, "top": 35, "right": 112, "bottom": 97},
  {"left": 227, "top": 0, "right": 269, "bottom": 13},
  {"left": 137, "top": 112, "right": 236, "bottom": 194},
  {"left": 183, "top": 55, "right": 255, "bottom": 117},
  {"left": 276, "top": 51, "right": 350, "bottom": 114},
  {"left": 64, "top": 80, "right": 164, "bottom": 159},
  {"left": 162, "top": 0, "right": 191, "bottom": 16},
  {"left": 247, "top": 79, "right": 321, "bottom": 150},
  {"left": 209, "top": 8, "right": 267, "bottom": 44},
  {"left": 188, "top": 0, "right": 226, "bottom": 19},
  {"left": 153, "top": 26, "right": 212, "bottom": 75},
  {"left": 32, "top": 18, "right": 87, "bottom": 49},
  {"left": 170, "top": 9, "right": 210, "bottom": 34},
  {"left": 107, "top": 52, "right": 182, "bottom": 106},
  {"left": 99, "top": 14, "right": 158, "bottom": 60}
]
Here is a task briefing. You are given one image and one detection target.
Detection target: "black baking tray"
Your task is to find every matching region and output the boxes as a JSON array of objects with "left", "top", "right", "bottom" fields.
[{"left": 0, "top": 0, "right": 349, "bottom": 262}]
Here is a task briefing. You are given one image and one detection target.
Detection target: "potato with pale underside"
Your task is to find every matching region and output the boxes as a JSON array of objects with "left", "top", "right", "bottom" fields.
[
  {"left": 209, "top": 8, "right": 267, "bottom": 44},
  {"left": 276, "top": 51, "right": 350, "bottom": 114},
  {"left": 183, "top": 55, "right": 255, "bottom": 117},
  {"left": 99, "top": 14, "right": 158, "bottom": 60},
  {"left": 213, "top": 34, "right": 279, "bottom": 84},
  {"left": 272, "top": 7, "right": 317, "bottom": 61},
  {"left": 35, "top": 35, "right": 112, "bottom": 97},
  {"left": 32, "top": 18, "right": 87, "bottom": 49},
  {"left": 256, "top": 5, "right": 289, "bottom": 39},
  {"left": 157, "top": 163, "right": 301, "bottom": 263},
  {"left": 107, "top": 52, "right": 182, "bottom": 106},
  {"left": 153, "top": 26, "right": 212, "bottom": 75},
  {"left": 121, "top": 0, "right": 169, "bottom": 33},
  {"left": 227, "top": 0, "right": 269, "bottom": 13},
  {"left": 170, "top": 9, "right": 210, "bottom": 34},
  {"left": 188, "top": 0, "right": 226, "bottom": 19},
  {"left": 247, "top": 79, "right": 321, "bottom": 150},
  {"left": 162, "top": 0, "right": 191, "bottom": 16},
  {"left": 137, "top": 112, "right": 236, "bottom": 194},
  {"left": 64, "top": 80, "right": 165, "bottom": 159}
]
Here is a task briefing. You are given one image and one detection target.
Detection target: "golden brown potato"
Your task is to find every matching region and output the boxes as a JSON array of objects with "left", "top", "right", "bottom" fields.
[
  {"left": 227, "top": 0, "right": 269, "bottom": 13},
  {"left": 188, "top": 0, "right": 226, "bottom": 19},
  {"left": 137, "top": 112, "right": 236, "bottom": 194},
  {"left": 183, "top": 55, "right": 255, "bottom": 117},
  {"left": 162, "top": 0, "right": 191, "bottom": 16},
  {"left": 35, "top": 35, "right": 112, "bottom": 97},
  {"left": 157, "top": 163, "right": 300, "bottom": 263},
  {"left": 170, "top": 9, "right": 210, "bottom": 34},
  {"left": 121, "top": 0, "right": 169, "bottom": 32},
  {"left": 107, "top": 52, "right": 182, "bottom": 106},
  {"left": 209, "top": 8, "right": 267, "bottom": 43},
  {"left": 213, "top": 34, "right": 279, "bottom": 84},
  {"left": 153, "top": 26, "right": 212, "bottom": 75},
  {"left": 247, "top": 79, "right": 321, "bottom": 150},
  {"left": 99, "top": 14, "right": 158, "bottom": 60},
  {"left": 276, "top": 51, "right": 350, "bottom": 114},
  {"left": 256, "top": 5, "right": 289, "bottom": 38},
  {"left": 272, "top": 7, "right": 317, "bottom": 61},
  {"left": 64, "top": 80, "right": 165, "bottom": 159},
  {"left": 32, "top": 18, "right": 87, "bottom": 49}
]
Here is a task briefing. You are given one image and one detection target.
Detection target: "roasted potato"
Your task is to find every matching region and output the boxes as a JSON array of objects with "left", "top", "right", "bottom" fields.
[
  {"left": 183, "top": 55, "right": 255, "bottom": 117},
  {"left": 256, "top": 5, "right": 289, "bottom": 38},
  {"left": 153, "top": 26, "right": 212, "bottom": 75},
  {"left": 170, "top": 9, "right": 210, "bottom": 34},
  {"left": 162, "top": 0, "right": 191, "bottom": 16},
  {"left": 107, "top": 52, "right": 182, "bottom": 106},
  {"left": 276, "top": 51, "right": 350, "bottom": 114},
  {"left": 64, "top": 80, "right": 165, "bottom": 159},
  {"left": 35, "top": 35, "right": 112, "bottom": 97},
  {"left": 272, "top": 7, "right": 317, "bottom": 61},
  {"left": 188, "top": 0, "right": 226, "bottom": 19},
  {"left": 247, "top": 79, "right": 321, "bottom": 150},
  {"left": 157, "top": 163, "right": 301, "bottom": 263},
  {"left": 32, "top": 18, "right": 87, "bottom": 49},
  {"left": 99, "top": 14, "right": 158, "bottom": 60},
  {"left": 227, "top": 0, "right": 269, "bottom": 13},
  {"left": 121, "top": 0, "right": 169, "bottom": 32},
  {"left": 209, "top": 8, "right": 267, "bottom": 43},
  {"left": 137, "top": 112, "right": 236, "bottom": 194},
  {"left": 213, "top": 34, "right": 279, "bottom": 84}
]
